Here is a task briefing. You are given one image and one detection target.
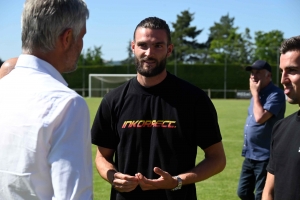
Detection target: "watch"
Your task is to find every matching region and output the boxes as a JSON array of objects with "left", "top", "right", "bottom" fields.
[{"left": 171, "top": 176, "right": 182, "bottom": 191}]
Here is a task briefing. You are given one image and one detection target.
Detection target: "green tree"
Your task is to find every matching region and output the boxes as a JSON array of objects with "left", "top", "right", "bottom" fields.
[
  {"left": 240, "top": 28, "right": 255, "bottom": 64},
  {"left": 171, "top": 10, "right": 206, "bottom": 64},
  {"left": 208, "top": 14, "right": 253, "bottom": 64},
  {"left": 121, "top": 39, "right": 134, "bottom": 65},
  {"left": 253, "top": 30, "right": 284, "bottom": 64},
  {"left": 79, "top": 45, "right": 104, "bottom": 66},
  {"left": 199, "top": 36, "right": 213, "bottom": 64}
]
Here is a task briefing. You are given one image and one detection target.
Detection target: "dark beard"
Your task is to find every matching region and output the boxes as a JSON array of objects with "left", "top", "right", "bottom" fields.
[{"left": 135, "top": 56, "right": 167, "bottom": 77}]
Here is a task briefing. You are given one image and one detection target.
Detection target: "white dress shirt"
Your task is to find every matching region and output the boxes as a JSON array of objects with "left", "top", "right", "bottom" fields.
[{"left": 0, "top": 54, "right": 93, "bottom": 200}]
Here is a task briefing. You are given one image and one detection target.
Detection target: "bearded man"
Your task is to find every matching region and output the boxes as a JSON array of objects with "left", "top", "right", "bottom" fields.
[{"left": 91, "top": 16, "right": 226, "bottom": 200}]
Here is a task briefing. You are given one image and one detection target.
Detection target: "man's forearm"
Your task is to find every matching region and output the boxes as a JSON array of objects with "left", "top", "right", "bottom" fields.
[
  {"left": 179, "top": 142, "right": 226, "bottom": 185},
  {"left": 95, "top": 151, "right": 117, "bottom": 184},
  {"left": 262, "top": 192, "right": 274, "bottom": 200},
  {"left": 252, "top": 94, "right": 265, "bottom": 121},
  {"left": 262, "top": 172, "right": 275, "bottom": 200},
  {"left": 252, "top": 94, "right": 273, "bottom": 124}
]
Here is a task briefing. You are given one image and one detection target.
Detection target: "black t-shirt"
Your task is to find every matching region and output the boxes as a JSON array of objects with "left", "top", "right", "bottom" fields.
[
  {"left": 91, "top": 72, "right": 222, "bottom": 200},
  {"left": 267, "top": 111, "right": 300, "bottom": 200}
]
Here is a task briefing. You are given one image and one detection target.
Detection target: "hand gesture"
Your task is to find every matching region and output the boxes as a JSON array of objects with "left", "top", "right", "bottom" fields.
[
  {"left": 135, "top": 167, "right": 178, "bottom": 191},
  {"left": 249, "top": 77, "right": 261, "bottom": 95},
  {"left": 112, "top": 172, "right": 139, "bottom": 192}
]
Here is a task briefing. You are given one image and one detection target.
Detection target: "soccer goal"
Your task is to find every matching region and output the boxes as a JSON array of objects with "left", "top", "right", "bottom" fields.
[{"left": 88, "top": 74, "right": 136, "bottom": 97}]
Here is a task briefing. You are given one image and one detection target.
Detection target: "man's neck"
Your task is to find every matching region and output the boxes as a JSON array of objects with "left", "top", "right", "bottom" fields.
[
  {"left": 27, "top": 50, "right": 63, "bottom": 73},
  {"left": 137, "top": 70, "right": 167, "bottom": 88}
]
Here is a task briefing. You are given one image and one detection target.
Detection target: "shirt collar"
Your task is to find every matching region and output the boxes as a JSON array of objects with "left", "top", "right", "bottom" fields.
[
  {"left": 15, "top": 54, "right": 68, "bottom": 86},
  {"left": 259, "top": 82, "right": 273, "bottom": 94}
]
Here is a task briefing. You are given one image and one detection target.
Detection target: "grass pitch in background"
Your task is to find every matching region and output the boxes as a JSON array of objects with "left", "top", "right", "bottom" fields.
[{"left": 85, "top": 98, "right": 297, "bottom": 200}]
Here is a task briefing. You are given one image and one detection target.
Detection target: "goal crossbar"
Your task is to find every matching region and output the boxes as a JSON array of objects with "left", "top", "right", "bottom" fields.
[{"left": 88, "top": 74, "right": 136, "bottom": 97}]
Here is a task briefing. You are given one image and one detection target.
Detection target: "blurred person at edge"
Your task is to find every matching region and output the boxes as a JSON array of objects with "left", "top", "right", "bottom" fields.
[
  {"left": 262, "top": 36, "right": 300, "bottom": 200},
  {"left": 0, "top": 58, "right": 17, "bottom": 79},
  {"left": 0, "top": 0, "right": 93, "bottom": 199}
]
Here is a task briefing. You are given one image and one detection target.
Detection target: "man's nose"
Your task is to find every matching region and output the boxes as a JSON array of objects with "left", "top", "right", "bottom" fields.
[
  {"left": 145, "top": 47, "right": 154, "bottom": 57},
  {"left": 281, "top": 71, "right": 289, "bottom": 85}
]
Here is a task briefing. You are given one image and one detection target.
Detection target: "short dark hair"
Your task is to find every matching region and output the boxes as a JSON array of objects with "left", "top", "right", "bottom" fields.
[
  {"left": 280, "top": 35, "right": 300, "bottom": 54},
  {"left": 133, "top": 17, "right": 171, "bottom": 44}
]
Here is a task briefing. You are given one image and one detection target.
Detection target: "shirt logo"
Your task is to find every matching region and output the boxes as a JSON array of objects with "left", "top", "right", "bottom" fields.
[{"left": 122, "top": 120, "right": 176, "bottom": 128}]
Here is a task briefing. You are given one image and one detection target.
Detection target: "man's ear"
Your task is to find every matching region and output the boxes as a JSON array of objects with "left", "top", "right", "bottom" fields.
[
  {"left": 60, "top": 28, "right": 73, "bottom": 50},
  {"left": 131, "top": 41, "right": 135, "bottom": 53},
  {"left": 166, "top": 44, "right": 173, "bottom": 57}
]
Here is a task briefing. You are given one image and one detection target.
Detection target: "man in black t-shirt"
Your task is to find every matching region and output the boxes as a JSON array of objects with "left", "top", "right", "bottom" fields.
[
  {"left": 91, "top": 17, "right": 226, "bottom": 200},
  {"left": 262, "top": 36, "right": 300, "bottom": 200}
]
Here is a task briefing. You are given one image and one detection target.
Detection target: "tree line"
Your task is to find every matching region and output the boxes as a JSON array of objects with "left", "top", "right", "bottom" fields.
[
  {"left": 0, "top": 11, "right": 284, "bottom": 69},
  {"left": 77, "top": 10, "right": 286, "bottom": 66}
]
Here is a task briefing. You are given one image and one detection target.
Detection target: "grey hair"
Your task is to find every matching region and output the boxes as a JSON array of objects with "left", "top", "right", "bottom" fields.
[
  {"left": 280, "top": 35, "right": 300, "bottom": 54},
  {"left": 265, "top": 70, "right": 272, "bottom": 81},
  {"left": 21, "top": 0, "right": 89, "bottom": 54}
]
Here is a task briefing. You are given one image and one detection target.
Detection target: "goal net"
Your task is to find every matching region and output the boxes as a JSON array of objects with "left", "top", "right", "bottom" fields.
[{"left": 88, "top": 74, "right": 136, "bottom": 97}]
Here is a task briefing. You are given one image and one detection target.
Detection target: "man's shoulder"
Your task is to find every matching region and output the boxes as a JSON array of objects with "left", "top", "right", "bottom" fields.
[
  {"left": 41, "top": 75, "right": 80, "bottom": 98},
  {"left": 168, "top": 73, "right": 207, "bottom": 98},
  {"left": 273, "top": 111, "right": 298, "bottom": 130},
  {"left": 263, "top": 83, "right": 285, "bottom": 100},
  {"left": 29, "top": 73, "right": 86, "bottom": 108},
  {"left": 104, "top": 79, "right": 133, "bottom": 97},
  {"left": 279, "top": 111, "right": 297, "bottom": 123},
  {"left": 268, "top": 83, "right": 284, "bottom": 94}
]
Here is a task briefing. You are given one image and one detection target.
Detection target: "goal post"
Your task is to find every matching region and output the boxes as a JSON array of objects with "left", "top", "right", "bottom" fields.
[{"left": 88, "top": 74, "right": 136, "bottom": 97}]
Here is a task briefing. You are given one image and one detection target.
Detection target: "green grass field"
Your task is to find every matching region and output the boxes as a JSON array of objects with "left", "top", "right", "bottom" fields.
[{"left": 85, "top": 98, "right": 297, "bottom": 200}]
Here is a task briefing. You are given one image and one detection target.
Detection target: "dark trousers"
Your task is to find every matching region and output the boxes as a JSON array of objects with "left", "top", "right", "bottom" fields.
[{"left": 237, "top": 158, "right": 268, "bottom": 200}]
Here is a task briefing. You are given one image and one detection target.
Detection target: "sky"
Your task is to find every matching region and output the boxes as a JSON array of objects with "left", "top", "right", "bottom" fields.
[{"left": 0, "top": 0, "right": 299, "bottom": 62}]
